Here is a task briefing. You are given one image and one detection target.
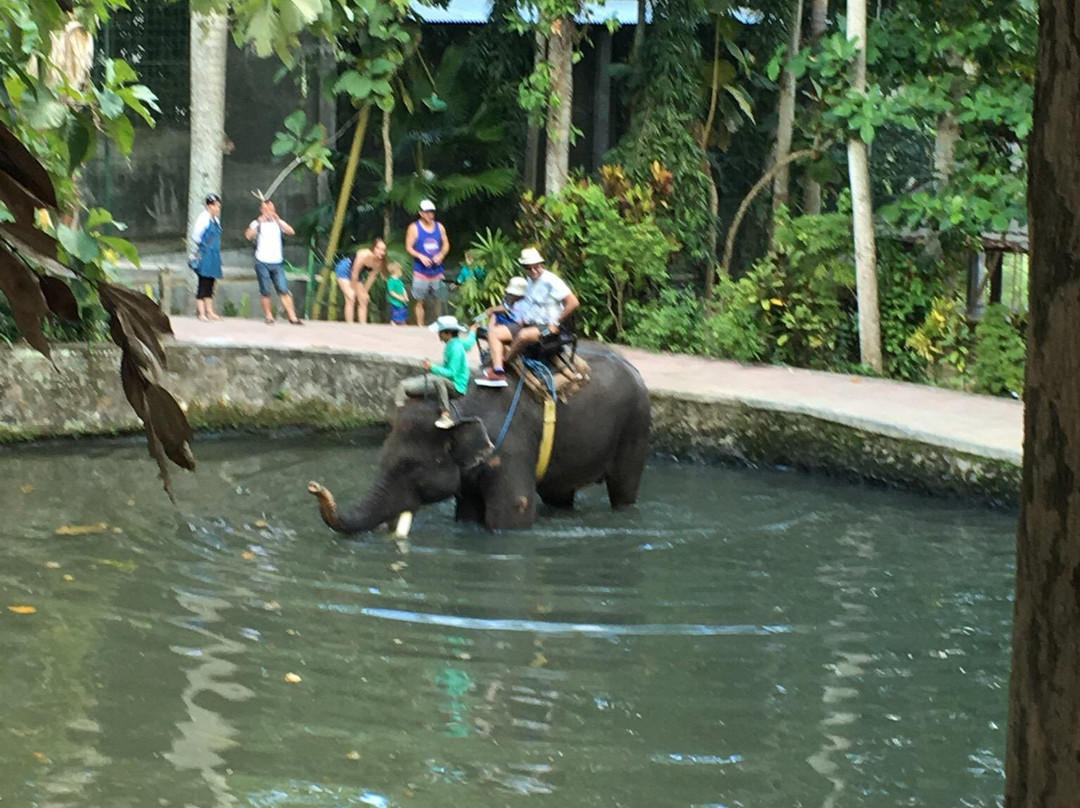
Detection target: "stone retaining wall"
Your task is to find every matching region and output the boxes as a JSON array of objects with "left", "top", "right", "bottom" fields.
[{"left": 0, "top": 343, "right": 1020, "bottom": 504}]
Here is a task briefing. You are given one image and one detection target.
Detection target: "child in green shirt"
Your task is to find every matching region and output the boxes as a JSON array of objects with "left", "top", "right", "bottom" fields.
[
  {"left": 393, "top": 315, "right": 478, "bottom": 428},
  {"left": 386, "top": 262, "right": 408, "bottom": 325}
]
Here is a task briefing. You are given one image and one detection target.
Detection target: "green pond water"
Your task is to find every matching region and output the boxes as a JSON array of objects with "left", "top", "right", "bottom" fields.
[{"left": 0, "top": 432, "right": 1015, "bottom": 808}]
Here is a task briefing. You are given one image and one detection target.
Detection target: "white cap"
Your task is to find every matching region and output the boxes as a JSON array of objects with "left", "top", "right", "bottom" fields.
[
  {"left": 505, "top": 276, "right": 528, "bottom": 296},
  {"left": 419, "top": 199, "right": 436, "bottom": 212},
  {"left": 429, "top": 314, "right": 467, "bottom": 334},
  {"left": 518, "top": 247, "right": 545, "bottom": 266}
]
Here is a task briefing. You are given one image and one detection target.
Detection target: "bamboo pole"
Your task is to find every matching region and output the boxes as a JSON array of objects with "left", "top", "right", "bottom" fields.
[{"left": 312, "top": 104, "right": 371, "bottom": 320}]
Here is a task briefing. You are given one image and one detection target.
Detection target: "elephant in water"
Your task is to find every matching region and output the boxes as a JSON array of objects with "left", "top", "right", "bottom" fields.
[{"left": 309, "top": 345, "right": 650, "bottom": 534}]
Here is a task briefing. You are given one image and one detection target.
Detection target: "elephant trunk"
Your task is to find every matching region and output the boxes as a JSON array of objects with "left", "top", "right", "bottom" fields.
[{"left": 308, "top": 480, "right": 409, "bottom": 535}]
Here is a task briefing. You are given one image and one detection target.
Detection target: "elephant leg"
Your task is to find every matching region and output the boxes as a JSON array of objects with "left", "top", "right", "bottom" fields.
[
  {"left": 483, "top": 471, "right": 538, "bottom": 530},
  {"left": 538, "top": 486, "right": 575, "bottom": 509},
  {"left": 455, "top": 489, "right": 485, "bottom": 523},
  {"left": 605, "top": 430, "right": 649, "bottom": 508}
]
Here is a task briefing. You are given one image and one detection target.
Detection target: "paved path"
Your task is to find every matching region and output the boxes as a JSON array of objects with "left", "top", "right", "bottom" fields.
[{"left": 169, "top": 316, "right": 1024, "bottom": 464}]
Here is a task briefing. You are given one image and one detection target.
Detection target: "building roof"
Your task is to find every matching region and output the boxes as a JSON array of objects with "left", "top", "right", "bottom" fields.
[{"left": 411, "top": 0, "right": 650, "bottom": 25}]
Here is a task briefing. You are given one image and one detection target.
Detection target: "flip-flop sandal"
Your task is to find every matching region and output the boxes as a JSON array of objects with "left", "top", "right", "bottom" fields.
[
  {"left": 265, "top": 317, "right": 275, "bottom": 325},
  {"left": 289, "top": 319, "right": 304, "bottom": 326}
]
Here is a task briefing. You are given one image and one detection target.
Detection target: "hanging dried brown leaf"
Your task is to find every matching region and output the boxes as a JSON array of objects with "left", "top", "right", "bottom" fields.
[
  {"left": 39, "top": 276, "right": 79, "bottom": 322},
  {"left": 100, "top": 284, "right": 170, "bottom": 372},
  {"left": 144, "top": 384, "right": 195, "bottom": 470},
  {"left": 0, "top": 246, "right": 52, "bottom": 359},
  {"left": 100, "top": 283, "right": 171, "bottom": 336},
  {"left": 119, "top": 352, "right": 194, "bottom": 503},
  {"left": 0, "top": 122, "right": 58, "bottom": 209},
  {"left": 0, "top": 172, "right": 59, "bottom": 261}
]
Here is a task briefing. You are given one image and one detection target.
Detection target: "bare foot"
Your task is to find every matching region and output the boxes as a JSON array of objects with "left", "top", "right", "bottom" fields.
[
  {"left": 207, "top": 313, "right": 222, "bottom": 322},
  {"left": 197, "top": 314, "right": 209, "bottom": 322}
]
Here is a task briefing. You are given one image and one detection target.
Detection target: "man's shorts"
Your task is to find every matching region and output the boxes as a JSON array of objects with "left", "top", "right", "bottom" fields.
[
  {"left": 411, "top": 274, "right": 448, "bottom": 302},
  {"left": 255, "top": 261, "right": 290, "bottom": 297}
]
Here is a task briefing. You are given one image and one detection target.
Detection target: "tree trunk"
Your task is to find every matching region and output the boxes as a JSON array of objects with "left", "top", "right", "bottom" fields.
[
  {"left": 772, "top": 0, "right": 805, "bottom": 222},
  {"left": 592, "top": 26, "right": 612, "bottom": 170},
  {"left": 803, "top": 0, "right": 828, "bottom": 215},
  {"left": 316, "top": 39, "right": 337, "bottom": 210},
  {"left": 632, "top": 0, "right": 646, "bottom": 65},
  {"left": 382, "top": 107, "right": 393, "bottom": 241},
  {"left": 544, "top": 15, "right": 575, "bottom": 196},
  {"left": 524, "top": 32, "right": 546, "bottom": 194},
  {"left": 1005, "top": 6, "right": 1080, "bottom": 803},
  {"left": 846, "top": 0, "right": 881, "bottom": 372},
  {"left": 186, "top": 11, "right": 228, "bottom": 241}
]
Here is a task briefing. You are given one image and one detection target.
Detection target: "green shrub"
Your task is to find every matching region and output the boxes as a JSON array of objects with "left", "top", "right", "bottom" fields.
[
  {"left": 905, "top": 296, "right": 973, "bottom": 387},
  {"left": 517, "top": 168, "right": 678, "bottom": 341},
  {"left": 702, "top": 273, "right": 768, "bottom": 363},
  {"left": 624, "top": 288, "right": 703, "bottom": 353},
  {"left": 972, "top": 304, "right": 1026, "bottom": 396},
  {"left": 455, "top": 228, "right": 520, "bottom": 322}
]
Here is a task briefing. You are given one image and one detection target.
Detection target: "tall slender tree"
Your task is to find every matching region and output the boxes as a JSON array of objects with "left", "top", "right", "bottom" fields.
[
  {"left": 544, "top": 15, "right": 576, "bottom": 194},
  {"left": 186, "top": 11, "right": 228, "bottom": 241},
  {"left": 803, "top": 0, "right": 827, "bottom": 215},
  {"left": 845, "top": 0, "right": 881, "bottom": 371},
  {"left": 772, "top": 0, "right": 804, "bottom": 222},
  {"left": 1005, "top": 1, "right": 1080, "bottom": 804}
]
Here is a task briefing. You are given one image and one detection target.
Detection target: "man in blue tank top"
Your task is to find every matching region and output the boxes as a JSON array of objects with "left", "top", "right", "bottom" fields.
[{"left": 405, "top": 199, "right": 450, "bottom": 327}]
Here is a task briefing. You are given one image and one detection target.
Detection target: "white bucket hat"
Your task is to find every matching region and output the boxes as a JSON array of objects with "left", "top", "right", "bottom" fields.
[
  {"left": 429, "top": 314, "right": 467, "bottom": 334},
  {"left": 419, "top": 199, "right": 436, "bottom": 212},
  {"left": 505, "top": 276, "right": 528, "bottom": 296},
  {"left": 518, "top": 247, "right": 545, "bottom": 266}
]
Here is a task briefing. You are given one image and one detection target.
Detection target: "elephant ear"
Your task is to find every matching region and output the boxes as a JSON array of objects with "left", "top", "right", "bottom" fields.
[{"left": 449, "top": 417, "right": 493, "bottom": 469}]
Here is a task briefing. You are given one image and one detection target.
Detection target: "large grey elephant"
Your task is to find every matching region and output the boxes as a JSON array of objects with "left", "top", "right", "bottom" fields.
[{"left": 309, "top": 345, "right": 650, "bottom": 534}]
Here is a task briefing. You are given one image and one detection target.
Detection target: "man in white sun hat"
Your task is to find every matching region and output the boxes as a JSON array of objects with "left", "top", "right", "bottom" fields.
[
  {"left": 481, "top": 247, "right": 579, "bottom": 382},
  {"left": 393, "top": 314, "right": 478, "bottom": 429},
  {"left": 405, "top": 199, "right": 450, "bottom": 327}
]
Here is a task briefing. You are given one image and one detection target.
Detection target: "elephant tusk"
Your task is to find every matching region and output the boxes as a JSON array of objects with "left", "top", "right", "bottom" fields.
[{"left": 394, "top": 511, "right": 414, "bottom": 539}]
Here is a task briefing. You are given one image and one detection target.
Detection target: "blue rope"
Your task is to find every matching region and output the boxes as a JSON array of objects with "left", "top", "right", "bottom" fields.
[
  {"left": 492, "top": 374, "right": 526, "bottom": 451},
  {"left": 522, "top": 357, "right": 558, "bottom": 400}
]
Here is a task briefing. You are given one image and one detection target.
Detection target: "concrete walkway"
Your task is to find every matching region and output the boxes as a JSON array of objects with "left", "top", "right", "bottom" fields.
[{"left": 169, "top": 316, "right": 1024, "bottom": 466}]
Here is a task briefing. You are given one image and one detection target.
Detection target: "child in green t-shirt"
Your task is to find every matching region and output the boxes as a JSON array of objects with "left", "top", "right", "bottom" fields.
[{"left": 387, "top": 262, "right": 408, "bottom": 325}]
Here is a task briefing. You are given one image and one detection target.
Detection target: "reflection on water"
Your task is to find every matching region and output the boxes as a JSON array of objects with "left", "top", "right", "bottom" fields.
[
  {"left": 0, "top": 432, "right": 1015, "bottom": 808},
  {"left": 165, "top": 589, "right": 254, "bottom": 807}
]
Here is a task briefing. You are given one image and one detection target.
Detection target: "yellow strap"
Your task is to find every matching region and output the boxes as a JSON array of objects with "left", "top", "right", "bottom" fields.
[{"left": 535, "top": 398, "right": 557, "bottom": 481}]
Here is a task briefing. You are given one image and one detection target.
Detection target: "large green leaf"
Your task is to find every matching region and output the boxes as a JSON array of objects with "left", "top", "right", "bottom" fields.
[
  {"left": 66, "top": 113, "right": 96, "bottom": 172},
  {"left": 334, "top": 71, "right": 372, "bottom": 100},
  {"left": 57, "top": 224, "right": 100, "bottom": 263}
]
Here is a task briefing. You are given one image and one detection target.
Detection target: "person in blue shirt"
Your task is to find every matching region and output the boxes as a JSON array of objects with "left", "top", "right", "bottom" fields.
[
  {"left": 189, "top": 193, "right": 223, "bottom": 322},
  {"left": 393, "top": 315, "right": 478, "bottom": 429}
]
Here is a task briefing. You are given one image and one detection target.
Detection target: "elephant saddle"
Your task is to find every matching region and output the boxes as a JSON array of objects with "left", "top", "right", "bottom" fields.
[{"left": 509, "top": 353, "right": 591, "bottom": 403}]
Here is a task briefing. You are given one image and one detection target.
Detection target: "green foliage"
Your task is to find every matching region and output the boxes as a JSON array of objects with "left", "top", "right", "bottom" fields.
[
  {"left": 516, "top": 167, "right": 678, "bottom": 340},
  {"left": 624, "top": 288, "right": 704, "bottom": 354},
  {"left": 271, "top": 111, "right": 332, "bottom": 173},
  {"left": 972, "top": 304, "right": 1026, "bottom": 396},
  {"left": 905, "top": 296, "right": 972, "bottom": 386},
  {"left": 702, "top": 272, "right": 768, "bottom": 363},
  {"left": 454, "top": 227, "right": 519, "bottom": 320},
  {"left": 611, "top": 0, "right": 712, "bottom": 277}
]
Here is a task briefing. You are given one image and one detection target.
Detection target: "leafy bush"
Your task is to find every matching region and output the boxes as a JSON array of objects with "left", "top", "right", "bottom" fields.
[
  {"left": 702, "top": 273, "right": 768, "bottom": 363},
  {"left": 905, "top": 296, "right": 973, "bottom": 386},
  {"left": 454, "top": 227, "right": 520, "bottom": 322},
  {"left": 517, "top": 167, "right": 678, "bottom": 341},
  {"left": 972, "top": 304, "right": 1026, "bottom": 396},
  {"left": 624, "top": 288, "right": 704, "bottom": 354}
]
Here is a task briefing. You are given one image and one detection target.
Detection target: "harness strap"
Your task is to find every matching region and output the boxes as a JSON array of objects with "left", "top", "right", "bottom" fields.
[
  {"left": 492, "top": 374, "right": 526, "bottom": 452},
  {"left": 535, "top": 398, "right": 556, "bottom": 481}
]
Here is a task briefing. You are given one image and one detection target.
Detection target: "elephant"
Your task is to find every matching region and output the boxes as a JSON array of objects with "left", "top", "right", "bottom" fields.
[{"left": 308, "top": 344, "right": 651, "bottom": 534}]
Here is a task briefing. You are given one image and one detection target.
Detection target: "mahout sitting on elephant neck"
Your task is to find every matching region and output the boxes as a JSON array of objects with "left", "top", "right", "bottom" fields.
[{"left": 309, "top": 343, "right": 651, "bottom": 535}]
